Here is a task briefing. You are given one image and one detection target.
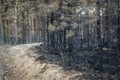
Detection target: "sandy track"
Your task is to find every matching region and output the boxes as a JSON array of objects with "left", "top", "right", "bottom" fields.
[
  {"left": 0, "top": 50, "right": 9, "bottom": 80},
  {"left": 0, "top": 43, "right": 119, "bottom": 80}
]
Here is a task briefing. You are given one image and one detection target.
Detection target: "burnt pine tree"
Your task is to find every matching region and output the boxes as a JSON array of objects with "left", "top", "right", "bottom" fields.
[
  {"left": 117, "top": 0, "right": 120, "bottom": 52},
  {"left": 96, "top": 1, "right": 103, "bottom": 70}
]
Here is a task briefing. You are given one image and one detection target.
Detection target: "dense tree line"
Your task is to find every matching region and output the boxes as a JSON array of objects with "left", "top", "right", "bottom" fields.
[{"left": 0, "top": 0, "right": 120, "bottom": 70}]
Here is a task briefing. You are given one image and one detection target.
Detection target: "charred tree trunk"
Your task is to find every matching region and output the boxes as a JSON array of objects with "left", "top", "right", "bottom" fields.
[
  {"left": 96, "top": 1, "right": 103, "bottom": 70},
  {"left": 14, "top": 16, "right": 18, "bottom": 45},
  {"left": 21, "top": 12, "right": 26, "bottom": 43},
  {"left": 105, "top": 0, "right": 109, "bottom": 50},
  {"left": 117, "top": 1, "right": 120, "bottom": 52},
  {"left": 46, "top": 15, "right": 49, "bottom": 46},
  {"left": 58, "top": 30, "right": 64, "bottom": 65}
]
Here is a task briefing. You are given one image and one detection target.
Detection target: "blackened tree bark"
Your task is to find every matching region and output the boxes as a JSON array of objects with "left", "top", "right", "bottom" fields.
[
  {"left": 46, "top": 15, "right": 50, "bottom": 46},
  {"left": 21, "top": 11, "right": 26, "bottom": 43},
  {"left": 105, "top": 0, "right": 109, "bottom": 50},
  {"left": 117, "top": 1, "right": 120, "bottom": 52},
  {"left": 96, "top": 1, "right": 103, "bottom": 70},
  {"left": 58, "top": 30, "right": 64, "bottom": 65}
]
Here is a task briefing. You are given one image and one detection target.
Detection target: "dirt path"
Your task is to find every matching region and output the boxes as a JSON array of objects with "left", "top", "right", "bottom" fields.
[
  {"left": 0, "top": 44, "right": 119, "bottom": 80},
  {"left": 0, "top": 51, "right": 8, "bottom": 80},
  {"left": 0, "top": 45, "right": 12, "bottom": 80},
  {"left": 0, "top": 44, "right": 85, "bottom": 80}
]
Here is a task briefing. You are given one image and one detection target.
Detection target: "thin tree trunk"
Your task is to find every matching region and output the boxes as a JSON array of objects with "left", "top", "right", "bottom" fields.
[
  {"left": 47, "top": 15, "right": 49, "bottom": 46},
  {"left": 58, "top": 30, "right": 64, "bottom": 65},
  {"left": 22, "top": 12, "right": 26, "bottom": 43},
  {"left": 105, "top": 0, "right": 109, "bottom": 50},
  {"left": 0, "top": 14, "right": 3, "bottom": 45},
  {"left": 96, "top": 1, "right": 103, "bottom": 70},
  {"left": 117, "top": 1, "right": 120, "bottom": 52},
  {"left": 4, "top": 20, "right": 7, "bottom": 44},
  {"left": 80, "top": 22, "right": 83, "bottom": 50},
  {"left": 14, "top": 16, "right": 18, "bottom": 45},
  {"left": 14, "top": 0, "right": 19, "bottom": 45}
]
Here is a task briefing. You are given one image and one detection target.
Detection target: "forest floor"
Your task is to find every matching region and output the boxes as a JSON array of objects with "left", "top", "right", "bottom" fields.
[{"left": 0, "top": 43, "right": 120, "bottom": 80}]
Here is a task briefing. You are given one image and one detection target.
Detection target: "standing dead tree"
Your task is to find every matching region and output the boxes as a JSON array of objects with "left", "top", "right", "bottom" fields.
[
  {"left": 96, "top": 1, "right": 103, "bottom": 70},
  {"left": 117, "top": 0, "right": 120, "bottom": 52}
]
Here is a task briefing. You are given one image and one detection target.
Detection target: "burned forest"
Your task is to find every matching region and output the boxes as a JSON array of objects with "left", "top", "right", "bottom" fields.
[{"left": 0, "top": 0, "right": 120, "bottom": 80}]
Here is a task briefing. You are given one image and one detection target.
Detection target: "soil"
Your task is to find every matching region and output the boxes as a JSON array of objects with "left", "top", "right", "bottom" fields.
[{"left": 0, "top": 43, "right": 119, "bottom": 80}]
